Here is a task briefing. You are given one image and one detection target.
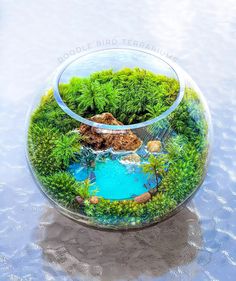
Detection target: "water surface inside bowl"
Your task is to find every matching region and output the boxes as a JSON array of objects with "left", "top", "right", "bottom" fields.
[{"left": 69, "top": 158, "right": 157, "bottom": 200}]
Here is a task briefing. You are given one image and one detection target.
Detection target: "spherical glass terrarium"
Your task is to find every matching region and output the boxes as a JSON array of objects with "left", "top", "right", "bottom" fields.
[{"left": 27, "top": 47, "right": 212, "bottom": 230}]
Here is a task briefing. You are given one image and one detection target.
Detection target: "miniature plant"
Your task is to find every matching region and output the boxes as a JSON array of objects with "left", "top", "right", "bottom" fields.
[
  {"left": 31, "top": 89, "right": 79, "bottom": 134},
  {"left": 142, "top": 154, "right": 167, "bottom": 187},
  {"left": 57, "top": 68, "right": 179, "bottom": 124},
  {"left": 76, "top": 179, "right": 92, "bottom": 199},
  {"left": 77, "top": 80, "right": 120, "bottom": 115},
  {"left": 168, "top": 88, "right": 208, "bottom": 150},
  {"left": 146, "top": 103, "right": 169, "bottom": 119},
  {"left": 40, "top": 172, "right": 82, "bottom": 205},
  {"left": 76, "top": 147, "right": 96, "bottom": 167},
  {"left": 28, "top": 125, "right": 61, "bottom": 176},
  {"left": 52, "top": 133, "right": 82, "bottom": 169},
  {"left": 40, "top": 173, "right": 94, "bottom": 205},
  {"left": 164, "top": 134, "right": 186, "bottom": 160}
]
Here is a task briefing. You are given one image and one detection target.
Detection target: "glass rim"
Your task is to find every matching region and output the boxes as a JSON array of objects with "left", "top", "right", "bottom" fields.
[{"left": 53, "top": 47, "right": 185, "bottom": 131}]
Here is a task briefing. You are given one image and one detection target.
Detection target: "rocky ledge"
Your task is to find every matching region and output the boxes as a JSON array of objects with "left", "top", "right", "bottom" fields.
[{"left": 79, "top": 113, "right": 142, "bottom": 151}]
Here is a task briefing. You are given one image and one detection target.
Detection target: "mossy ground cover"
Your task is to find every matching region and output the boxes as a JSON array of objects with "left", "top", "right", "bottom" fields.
[{"left": 28, "top": 68, "right": 208, "bottom": 227}]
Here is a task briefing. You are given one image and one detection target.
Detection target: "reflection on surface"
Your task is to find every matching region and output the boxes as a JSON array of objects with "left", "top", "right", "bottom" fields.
[{"left": 37, "top": 205, "right": 202, "bottom": 281}]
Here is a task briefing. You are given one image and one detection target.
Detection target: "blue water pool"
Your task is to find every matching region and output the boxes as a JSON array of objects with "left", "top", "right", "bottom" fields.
[{"left": 69, "top": 158, "right": 156, "bottom": 200}]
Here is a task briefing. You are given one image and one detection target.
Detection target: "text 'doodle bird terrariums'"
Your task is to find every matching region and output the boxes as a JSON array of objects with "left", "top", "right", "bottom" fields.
[{"left": 27, "top": 47, "right": 212, "bottom": 230}]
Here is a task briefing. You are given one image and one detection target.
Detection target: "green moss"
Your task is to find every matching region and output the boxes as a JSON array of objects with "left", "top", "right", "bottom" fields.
[
  {"left": 52, "top": 133, "right": 82, "bottom": 169},
  {"left": 168, "top": 87, "right": 208, "bottom": 150},
  {"left": 28, "top": 125, "right": 62, "bottom": 176},
  {"left": 83, "top": 193, "right": 177, "bottom": 225},
  {"left": 159, "top": 142, "right": 206, "bottom": 203},
  {"left": 58, "top": 67, "right": 179, "bottom": 124},
  {"left": 153, "top": 88, "right": 209, "bottom": 203},
  {"left": 145, "top": 193, "right": 177, "bottom": 218},
  {"left": 40, "top": 172, "right": 80, "bottom": 206},
  {"left": 31, "top": 89, "right": 79, "bottom": 134},
  {"left": 40, "top": 173, "right": 92, "bottom": 206},
  {"left": 76, "top": 179, "right": 92, "bottom": 199},
  {"left": 142, "top": 154, "right": 168, "bottom": 186},
  {"left": 28, "top": 123, "right": 82, "bottom": 176}
]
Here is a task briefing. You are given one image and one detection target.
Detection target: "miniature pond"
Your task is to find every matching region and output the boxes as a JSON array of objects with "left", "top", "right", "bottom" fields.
[{"left": 68, "top": 152, "right": 158, "bottom": 200}]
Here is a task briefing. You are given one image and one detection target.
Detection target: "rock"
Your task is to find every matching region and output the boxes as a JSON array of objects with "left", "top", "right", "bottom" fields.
[
  {"left": 147, "top": 140, "right": 161, "bottom": 153},
  {"left": 79, "top": 113, "right": 142, "bottom": 151},
  {"left": 134, "top": 192, "right": 151, "bottom": 203},
  {"left": 90, "top": 196, "right": 99, "bottom": 204},
  {"left": 75, "top": 196, "right": 84, "bottom": 205},
  {"left": 121, "top": 153, "right": 141, "bottom": 163}
]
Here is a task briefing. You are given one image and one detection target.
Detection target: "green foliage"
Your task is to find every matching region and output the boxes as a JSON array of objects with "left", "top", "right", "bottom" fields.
[
  {"left": 40, "top": 172, "right": 81, "bottom": 205},
  {"left": 76, "top": 79, "right": 120, "bottom": 116},
  {"left": 168, "top": 88, "right": 208, "bottom": 151},
  {"left": 28, "top": 125, "right": 62, "bottom": 176},
  {"left": 31, "top": 89, "right": 79, "bottom": 134},
  {"left": 142, "top": 154, "right": 167, "bottom": 185},
  {"left": 156, "top": 89, "right": 209, "bottom": 203},
  {"left": 83, "top": 193, "right": 177, "bottom": 225},
  {"left": 164, "top": 134, "right": 187, "bottom": 160},
  {"left": 56, "top": 68, "right": 179, "bottom": 124},
  {"left": 159, "top": 142, "right": 206, "bottom": 202},
  {"left": 40, "top": 173, "right": 94, "bottom": 205},
  {"left": 146, "top": 103, "right": 169, "bottom": 119},
  {"left": 145, "top": 193, "right": 176, "bottom": 218},
  {"left": 52, "top": 133, "right": 82, "bottom": 169},
  {"left": 28, "top": 123, "right": 82, "bottom": 176}
]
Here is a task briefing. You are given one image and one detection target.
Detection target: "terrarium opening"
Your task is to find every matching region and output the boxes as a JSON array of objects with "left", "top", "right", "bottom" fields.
[{"left": 53, "top": 48, "right": 185, "bottom": 131}]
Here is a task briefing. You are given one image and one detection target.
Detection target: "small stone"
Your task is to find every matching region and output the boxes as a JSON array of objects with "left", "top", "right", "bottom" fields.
[
  {"left": 90, "top": 196, "right": 99, "bottom": 204},
  {"left": 76, "top": 196, "right": 84, "bottom": 205},
  {"left": 134, "top": 192, "right": 151, "bottom": 203},
  {"left": 121, "top": 153, "right": 141, "bottom": 163},
  {"left": 147, "top": 140, "right": 161, "bottom": 153}
]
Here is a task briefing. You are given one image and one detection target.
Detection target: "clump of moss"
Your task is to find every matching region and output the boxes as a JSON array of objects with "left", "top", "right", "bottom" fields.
[
  {"left": 28, "top": 125, "right": 61, "bottom": 176},
  {"left": 28, "top": 124, "right": 82, "bottom": 176},
  {"left": 59, "top": 67, "right": 179, "bottom": 124},
  {"left": 83, "top": 193, "right": 176, "bottom": 226},
  {"left": 40, "top": 172, "right": 81, "bottom": 206},
  {"left": 28, "top": 67, "right": 209, "bottom": 227},
  {"left": 31, "top": 89, "right": 79, "bottom": 134},
  {"left": 52, "top": 133, "right": 82, "bottom": 169},
  {"left": 39, "top": 172, "right": 92, "bottom": 207}
]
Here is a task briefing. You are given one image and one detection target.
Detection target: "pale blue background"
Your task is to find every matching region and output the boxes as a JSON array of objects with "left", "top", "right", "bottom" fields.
[{"left": 0, "top": 1, "right": 236, "bottom": 280}]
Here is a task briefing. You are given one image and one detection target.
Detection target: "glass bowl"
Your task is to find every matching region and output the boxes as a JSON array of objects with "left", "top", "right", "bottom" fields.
[{"left": 27, "top": 47, "right": 212, "bottom": 230}]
